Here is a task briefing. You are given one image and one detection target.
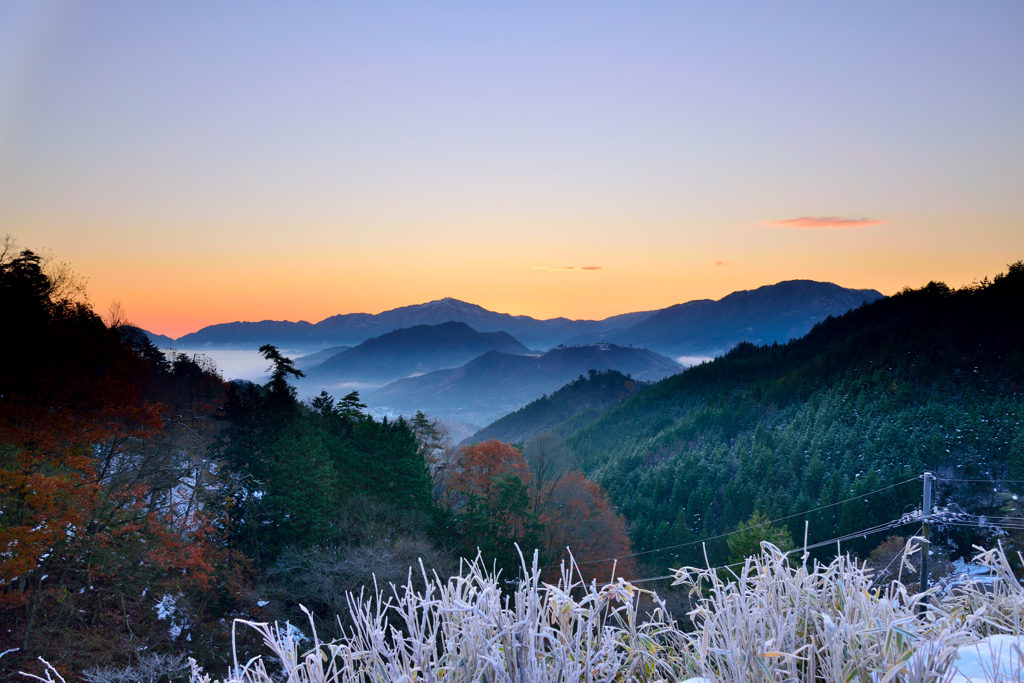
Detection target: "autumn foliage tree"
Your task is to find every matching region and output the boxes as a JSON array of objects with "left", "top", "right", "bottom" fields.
[
  {"left": 540, "top": 471, "right": 637, "bottom": 582},
  {"left": 440, "top": 440, "right": 542, "bottom": 577},
  {"left": 0, "top": 241, "right": 238, "bottom": 674},
  {"left": 440, "top": 436, "right": 635, "bottom": 582}
]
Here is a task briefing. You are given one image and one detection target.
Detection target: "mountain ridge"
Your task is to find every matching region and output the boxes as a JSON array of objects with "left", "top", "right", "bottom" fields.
[
  {"left": 174, "top": 297, "right": 655, "bottom": 350},
  {"left": 367, "top": 343, "right": 681, "bottom": 425},
  {"left": 465, "top": 369, "right": 648, "bottom": 446},
  {"left": 301, "top": 321, "right": 531, "bottom": 385},
  {"left": 169, "top": 280, "right": 882, "bottom": 354},
  {"left": 563, "top": 280, "right": 883, "bottom": 356}
]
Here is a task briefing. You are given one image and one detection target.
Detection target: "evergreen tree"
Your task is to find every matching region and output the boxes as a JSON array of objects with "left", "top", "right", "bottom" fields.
[{"left": 727, "top": 512, "right": 795, "bottom": 564}]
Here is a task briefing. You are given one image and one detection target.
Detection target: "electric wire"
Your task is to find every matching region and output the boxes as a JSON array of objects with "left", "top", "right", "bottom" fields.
[
  {"left": 933, "top": 478, "right": 1024, "bottom": 484},
  {"left": 576, "top": 473, "right": 1022, "bottom": 587},
  {"left": 595, "top": 517, "right": 925, "bottom": 586},
  {"left": 550, "top": 474, "right": 923, "bottom": 569}
]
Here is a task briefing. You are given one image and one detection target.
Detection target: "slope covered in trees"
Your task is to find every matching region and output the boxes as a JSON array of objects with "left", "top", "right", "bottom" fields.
[
  {"left": 566, "top": 264, "right": 1024, "bottom": 571},
  {"left": 467, "top": 369, "right": 647, "bottom": 445}
]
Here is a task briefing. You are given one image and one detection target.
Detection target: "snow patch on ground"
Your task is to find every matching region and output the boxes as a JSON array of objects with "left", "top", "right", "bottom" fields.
[
  {"left": 154, "top": 594, "right": 177, "bottom": 620},
  {"left": 155, "top": 593, "right": 191, "bottom": 641},
  {"left": 947, "top": 635, "right": 1023, "bottom": 682}
]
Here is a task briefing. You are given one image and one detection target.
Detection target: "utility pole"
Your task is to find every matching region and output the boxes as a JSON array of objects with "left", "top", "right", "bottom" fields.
[{"left": 920, "top": 472, "right": 933, "bottom": 595}]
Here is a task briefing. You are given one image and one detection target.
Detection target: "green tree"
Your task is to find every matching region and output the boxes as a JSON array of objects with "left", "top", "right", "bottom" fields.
[{"left": 727, "top": 511, "right": 795, "bottom": 564}]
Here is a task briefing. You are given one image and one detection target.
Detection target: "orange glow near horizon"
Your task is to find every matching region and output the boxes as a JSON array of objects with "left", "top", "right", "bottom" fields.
[
  {"left": 2, "top": 3, "right": 1022, "bottom": 338},
  {"left": 51, "top": 234, "right": 1020, "bottom": 339}
]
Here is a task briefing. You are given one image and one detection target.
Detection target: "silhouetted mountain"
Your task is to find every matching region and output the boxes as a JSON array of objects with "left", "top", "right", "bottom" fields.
[
  {"left": 511, "top": 310, "right": 659, "bottom": 349},
  {"left": 564, "top": 280, "right": 882, "bottom": 357},
  {"left": 302, "top": 322, "right": 530, "bottom": 385},
  {"left": 175, "top": 319, "right": 319, "bottom": 349},
  {"left": 170, "top": 298, "right": 658, "bottom": 350},
  {"left": 367, "top": 343, "right": 681, "bottom": 425},
  {"left": 292, "top": 345, "right": 350, "bottom": 371},
  {"left": 466, "top": 369, "right": 647, "bottom": 446},
  {"left": 138, "top": 328, "right": 177, "bottom": 348},
  {"left": 170, "top": 282, "right": 880, "bottom": 355}
]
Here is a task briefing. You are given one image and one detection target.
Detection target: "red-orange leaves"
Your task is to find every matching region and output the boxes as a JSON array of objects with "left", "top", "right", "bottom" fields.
[
  {"left": 439, "top": 438, "right": 635, "bottom": 583},
  {"left": 442, "top": 439, "right": 532, "bottom": 508},
  {"left": 540, "top": 471, "right": 636, "bottom": 582}
]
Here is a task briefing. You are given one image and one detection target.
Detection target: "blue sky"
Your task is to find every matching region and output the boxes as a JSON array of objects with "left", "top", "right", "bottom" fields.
[{"left": 1, "top": 1, "right": 1021, "bottom": 335}]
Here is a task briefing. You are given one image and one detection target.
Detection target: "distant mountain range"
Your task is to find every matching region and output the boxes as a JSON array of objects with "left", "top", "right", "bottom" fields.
[
  {"left": 465, "top": 369, "right": 647, "bottom": 446},
  {"left": 148, "top": 280, "right": 882, "bottom": 357},
  {"left": 300, "top": 322, "right": 530, "bottom": 385},
  {"left": 292, "top": 346, "right": 351, "bottom": 371},
  {"left": 171, "top": 298, "right": 654, "bottom": 351},
  {"left": 563, "top": 280, "right": 883, "bottom": 357},
  {"left": 367, "top": 343, "right": 681, "bottom": 425}
]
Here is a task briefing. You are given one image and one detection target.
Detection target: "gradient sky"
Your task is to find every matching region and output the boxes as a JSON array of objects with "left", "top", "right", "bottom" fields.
[{"left": 1, "top": 1, "right": 1022, "bottom": 337}]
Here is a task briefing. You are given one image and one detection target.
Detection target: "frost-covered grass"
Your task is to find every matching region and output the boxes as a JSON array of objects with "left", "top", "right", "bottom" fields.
[
  {"left": 21, "top": 545, "right": 1024, "bottom": 683},
  {"left": 675, "top": 543, "right": 1022, "bottom": 682}
]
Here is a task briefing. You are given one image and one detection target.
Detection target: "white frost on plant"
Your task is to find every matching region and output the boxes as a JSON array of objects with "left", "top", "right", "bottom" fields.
[{"left": 188, "top": 544, "right": 1024, "bottom": 683}]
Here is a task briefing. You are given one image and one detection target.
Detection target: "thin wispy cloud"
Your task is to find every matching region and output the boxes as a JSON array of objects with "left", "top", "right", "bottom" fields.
[
  {"left": 580, "top": 266, "right": 602, "bottom": 271},
  {"left": 762, "top": 216, "right": 884, "bottom": 229},
  {"left": 714, "top": 260, "right": 732, "bottom": 266},
  {"left": 533, "top": 265, "right": 603, "bottom": 272}
]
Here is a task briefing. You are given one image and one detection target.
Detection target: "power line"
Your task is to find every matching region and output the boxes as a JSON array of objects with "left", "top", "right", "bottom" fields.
[
  {"left": 940, "top": 521, "right": 1024, "bottom": 531},
  {"left": 933, "top": 478, "right": 1024, "bottom": 484},
  {"left": 598, "top": 517, "right": 922, "bottom": 586},
  {"left": 591, "top": 492, "right": 1023, "bottom": 588},
  {"left": 552, "top": 474, "right": 922, "bottom": 569}
]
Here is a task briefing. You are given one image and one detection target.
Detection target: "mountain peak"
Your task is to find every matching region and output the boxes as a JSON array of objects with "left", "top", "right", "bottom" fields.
[{"left": 417, "top": 297, "right": 480, "bottom": 310}]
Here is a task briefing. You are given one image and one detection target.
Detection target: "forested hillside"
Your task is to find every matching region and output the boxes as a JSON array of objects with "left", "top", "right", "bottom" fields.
[
  {"left": 0, "top": 245, "right": 238, "bottom": 672},
  {"left": 568, "top": 264, "right": 1024, "bottom": 571},
  {"left": 467, "top": 369, "right": 647, "bottom": 445}
]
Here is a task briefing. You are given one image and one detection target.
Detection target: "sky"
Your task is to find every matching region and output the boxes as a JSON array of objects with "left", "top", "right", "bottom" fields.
[{"left": 1, "top": 1, "right": 1021, "bottom": 338}]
